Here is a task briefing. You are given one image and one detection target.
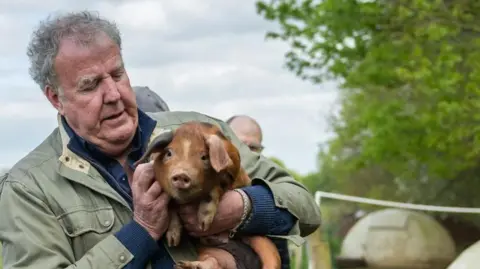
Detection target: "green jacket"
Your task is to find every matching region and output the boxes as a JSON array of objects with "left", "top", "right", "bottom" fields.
[{"left": 0, "top": 111, "right": 321, "bottom": 268}]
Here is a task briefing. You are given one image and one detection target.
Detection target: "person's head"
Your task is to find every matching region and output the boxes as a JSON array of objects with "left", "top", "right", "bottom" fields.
[
  {"left": 133, "top": 86, "right": 170, "bottom": 113},
  {"left": 226, "top": 115, "right": 264, "bottom": 153},
  {"left": 28, "top": 11, "right": 138, "bottom": 157}
]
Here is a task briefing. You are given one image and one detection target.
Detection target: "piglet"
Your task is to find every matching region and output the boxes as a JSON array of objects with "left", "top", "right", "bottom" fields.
[{"left": 135, "top": 121, "right": 281, "bottom": 269}]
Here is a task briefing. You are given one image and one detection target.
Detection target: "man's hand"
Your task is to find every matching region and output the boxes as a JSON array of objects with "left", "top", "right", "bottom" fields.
[
  {"left": 178, "top": 190, "right": 245, "bottom": 237},
  {"left": 131, "top": 161, "right": 170, "bottom": 240}
]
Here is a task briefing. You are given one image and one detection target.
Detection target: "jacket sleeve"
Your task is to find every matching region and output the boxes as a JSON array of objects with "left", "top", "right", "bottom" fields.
[
  {"left": 0, "top": 177, "right": 136, "bottom": 269},
  {"left": 215, "top": 119, "right": 322, "bottom": 246}
]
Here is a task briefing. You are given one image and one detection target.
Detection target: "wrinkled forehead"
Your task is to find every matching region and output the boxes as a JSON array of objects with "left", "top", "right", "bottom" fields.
[{"left": 55, "top": 34, "right": 123, "bottom": 89}]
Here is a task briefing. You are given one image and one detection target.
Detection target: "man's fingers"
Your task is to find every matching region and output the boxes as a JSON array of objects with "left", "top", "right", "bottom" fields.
[
  {"left": 159, "top": 192, "right": 171, "bottom": 205},
  {"left": 152, "top": 193, "right": 171, "bottom": 212},
  {"left": 147, "top": 181, "right": 163, "bottom": 198},
  {"left": 132, "top": 162, "right": 155, "bottom": 192}
]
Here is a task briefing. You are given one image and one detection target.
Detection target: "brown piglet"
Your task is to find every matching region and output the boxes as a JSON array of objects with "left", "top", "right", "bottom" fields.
[{"left": 135, "top": 121, "right": 281, "bottom": 269}]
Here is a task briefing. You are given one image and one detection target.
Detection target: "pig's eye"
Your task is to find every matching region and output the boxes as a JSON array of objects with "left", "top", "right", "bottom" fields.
[
  {"left": 201, "top": 154, "right": 208, "bottom": 161},
  {"left": 163, "top": 148, "right": 173, "bottom": 161}
]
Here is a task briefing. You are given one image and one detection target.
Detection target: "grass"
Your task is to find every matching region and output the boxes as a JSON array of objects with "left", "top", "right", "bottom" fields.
[{"left": 289, "top": 243, "right": 310, "bottom": 269}]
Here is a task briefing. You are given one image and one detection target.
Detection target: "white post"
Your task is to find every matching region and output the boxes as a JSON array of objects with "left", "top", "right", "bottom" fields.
[{"left": 307, "top": 192, "right": 325, "bottom": 269}]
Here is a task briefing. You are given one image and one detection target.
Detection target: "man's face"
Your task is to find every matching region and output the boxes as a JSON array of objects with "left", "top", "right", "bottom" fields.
[
  {"left": 236, "top": 133, "right": 264, "bottom": 153},
  {"left": 229, "top": 119, "right": 264, "bottom": 153},
  {"left": 45, "top": 33, "right": 138, "bottom": 157}
]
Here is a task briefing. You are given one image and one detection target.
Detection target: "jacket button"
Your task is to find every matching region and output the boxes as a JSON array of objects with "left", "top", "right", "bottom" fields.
[
  {"left": 119, "top": 255, "right": 125, "bottom": 262},
  {"left": 104, "top": 220, "right": 111, "bottom": 227},
  {"left": 278, "top": 198, "right": 284, "bottom": 205}
]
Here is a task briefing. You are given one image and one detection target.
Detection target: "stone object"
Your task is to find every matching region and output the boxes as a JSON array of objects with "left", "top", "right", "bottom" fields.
[
  {"left": 339, "top": 208, "right": 456, "bottom": 269},
  {"left": 447, "top": 240, "right": 480, "bottom": 269}
]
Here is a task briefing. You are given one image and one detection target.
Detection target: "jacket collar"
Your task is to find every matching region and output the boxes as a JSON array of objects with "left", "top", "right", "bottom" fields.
[{"left": 57, "top": 114, "right": 92, "bottom": 174}]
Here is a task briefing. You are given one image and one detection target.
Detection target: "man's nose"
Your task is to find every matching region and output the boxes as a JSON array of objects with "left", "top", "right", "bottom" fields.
[{"left": 103, "top": 78, "right": 121, "bottom": 103}]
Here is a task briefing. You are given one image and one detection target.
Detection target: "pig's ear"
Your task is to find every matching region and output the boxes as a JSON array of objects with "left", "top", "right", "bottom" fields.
[
  {"left": 134, "top": 129, "right": 174, "bottom": 167},
  {"left": 206, "top": 134, "right": 233, "bottom": 173}
]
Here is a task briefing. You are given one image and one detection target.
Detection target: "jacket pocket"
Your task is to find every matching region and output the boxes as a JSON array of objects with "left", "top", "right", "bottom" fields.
[
  {"left": 57, "top": 206, "right": 115, "bottom": 237},
  {"left": 57, "top": 206, "right": 116, "bottom": 258}
]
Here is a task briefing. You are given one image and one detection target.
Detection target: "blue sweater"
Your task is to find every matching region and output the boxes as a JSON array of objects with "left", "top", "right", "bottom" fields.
[{"left": 62, "top": 109, "right": 295, "bottom": 269}]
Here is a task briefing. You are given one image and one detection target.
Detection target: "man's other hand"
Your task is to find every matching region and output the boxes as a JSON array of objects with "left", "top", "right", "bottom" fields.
[{"left": 131, "top": 161, "right": 171, "bottom": 240}]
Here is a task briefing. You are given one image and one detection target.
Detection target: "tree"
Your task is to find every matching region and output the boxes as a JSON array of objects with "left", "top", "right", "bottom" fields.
[
  {"left": 269, "top": 156, "right": 303, "bottom": 180},
  {"left": 256, "top": 0, "right": 480, "bottom": 225},
  {"left": 269, "top": 155, "right": 333, "bottom": 194}
]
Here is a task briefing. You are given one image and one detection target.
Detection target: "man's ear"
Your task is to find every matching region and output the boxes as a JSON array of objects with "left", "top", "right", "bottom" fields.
[
  {"left": 206, "top": 134, "right": 233, "bottom": 174},
  {"left": 45, "top": 85, "right": 64, "bottom": 114},
  {"left": 134, "top": 130, "right": 174, "bottom": 167}
]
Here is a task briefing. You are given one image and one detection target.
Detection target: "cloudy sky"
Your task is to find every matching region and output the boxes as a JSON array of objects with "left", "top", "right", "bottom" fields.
[{"left": 0, "top": 0, "right": 339, "bottom": 175}]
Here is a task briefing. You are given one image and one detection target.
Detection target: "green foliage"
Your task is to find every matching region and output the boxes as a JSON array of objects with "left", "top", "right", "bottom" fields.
[
  {"left": 257, "top": 0, "right": 480, "bottom": 224},
  {"left": 269, "top": 155, "right": 331, "bottom": 194},
  {"left": 289, "top": 244, "right": 310, "bottom": 269},
  {"left": 269, "top": 156, "right": 303, "bottom": 181}
]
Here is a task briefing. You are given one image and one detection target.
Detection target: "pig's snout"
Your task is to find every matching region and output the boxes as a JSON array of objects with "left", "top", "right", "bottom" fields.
[{"left": 171, "top": 172, "right": 192, "bottom": 190}]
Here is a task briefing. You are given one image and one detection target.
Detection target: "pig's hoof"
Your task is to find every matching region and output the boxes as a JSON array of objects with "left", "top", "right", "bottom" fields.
[
  {"left": 166, "top": 227, "right": 182, "bottom": 247},
  {"left": 198, "top": 214, "right": 215, "bottom": 232}
]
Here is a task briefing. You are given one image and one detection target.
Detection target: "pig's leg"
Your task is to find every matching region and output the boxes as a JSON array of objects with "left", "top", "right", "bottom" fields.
[
  {"left": 175, "top": 247, "right": 236, "bottom": 269},
  {"left": 198, "top": 187, "right": 222, "bottom": 232},
  {"left": 166, "top": 209, "right": 183, "bottom": 247}
]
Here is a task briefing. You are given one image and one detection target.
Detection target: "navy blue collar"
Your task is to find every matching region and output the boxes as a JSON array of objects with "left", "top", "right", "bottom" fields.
[{"left": 61, "top": 109, "right": 157, "bottom": 166}]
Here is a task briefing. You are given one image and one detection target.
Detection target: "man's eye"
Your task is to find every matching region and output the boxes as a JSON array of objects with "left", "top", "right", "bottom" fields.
[
  {"left": 111, "top": 69, "right": 125, "bottom": 81},
  {"left": 112, "top": 73, "right": 123, "bottom": 80},
  {"left": 82, "top": 87, "right": 95, "bottom": 92},
  {"left": 80, "top": 82, "right": 99, "bottom": 92}
]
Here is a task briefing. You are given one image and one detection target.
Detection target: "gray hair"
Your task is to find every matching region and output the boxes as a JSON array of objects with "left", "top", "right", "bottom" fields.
[{"left": 27, "top": 10, "right": 122, "bottom": 92}]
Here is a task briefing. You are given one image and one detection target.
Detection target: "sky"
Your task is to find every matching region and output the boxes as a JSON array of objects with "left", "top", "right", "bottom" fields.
[{"left": 0, "top": 0, "right": 340, "bottom": 175}]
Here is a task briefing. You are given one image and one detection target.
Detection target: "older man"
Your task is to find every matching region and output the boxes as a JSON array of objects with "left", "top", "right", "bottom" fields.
[
  {"left": 0, "top": 11, "right": 321, "bottom": 269},
  {"left": 226, "top": 115, "right": 265, "bottom": 153}
]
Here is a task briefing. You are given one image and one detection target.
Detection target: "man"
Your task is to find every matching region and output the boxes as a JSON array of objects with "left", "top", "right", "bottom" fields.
[
  {"left": 226, "top": 115, "right": 264, "bottom": 153},
  {"left": 0, "top": 11, "right": 321, "bottom": 269},
  {"left": 133, "top": 86, "right": 170, "bottom": 112},
  {"left": 227, "top": 114, "right": 298, "bottom": 266}
]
